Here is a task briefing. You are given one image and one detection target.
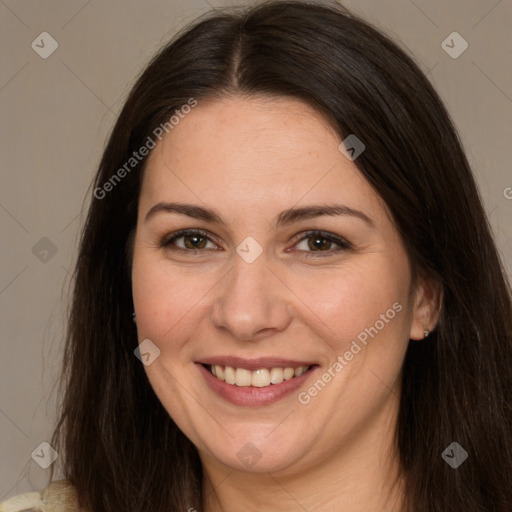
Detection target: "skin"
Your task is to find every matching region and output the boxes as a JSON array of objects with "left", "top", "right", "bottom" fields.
[{"left": 131, "top": 95, "right": 442, "bottom": 511}]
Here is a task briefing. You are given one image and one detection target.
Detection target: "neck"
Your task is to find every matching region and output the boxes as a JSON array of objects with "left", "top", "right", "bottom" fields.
[{"left": 201, "top": 390, "right": 406, "bottom": 512}]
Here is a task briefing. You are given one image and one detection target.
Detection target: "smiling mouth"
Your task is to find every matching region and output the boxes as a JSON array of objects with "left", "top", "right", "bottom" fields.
[{"left": 203, "top": 363, "right": 313, "bottom": 388}]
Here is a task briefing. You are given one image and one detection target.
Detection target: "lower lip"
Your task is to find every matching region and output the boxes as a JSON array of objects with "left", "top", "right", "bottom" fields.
[{"left": 197, "top": 363, "right": 317, "bottom": 406}]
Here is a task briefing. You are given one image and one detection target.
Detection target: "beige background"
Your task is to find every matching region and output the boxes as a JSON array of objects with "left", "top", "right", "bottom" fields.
[{"left": 1, "top": 0, "right": 511, "bottom": 499}]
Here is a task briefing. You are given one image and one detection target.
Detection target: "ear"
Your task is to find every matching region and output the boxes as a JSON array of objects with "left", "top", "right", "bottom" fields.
[{"left": 409, "top": 273, "right": 443, "bottom": 340}]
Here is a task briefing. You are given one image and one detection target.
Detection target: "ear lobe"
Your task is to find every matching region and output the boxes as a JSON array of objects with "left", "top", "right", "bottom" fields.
[{"left": 409, "top": 275, "right": 443, "bottom": 340}]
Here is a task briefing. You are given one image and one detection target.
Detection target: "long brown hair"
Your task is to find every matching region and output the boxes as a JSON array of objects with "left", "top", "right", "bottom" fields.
[{"left": 49, "top": 1, "right": 512, "bottom": 510}]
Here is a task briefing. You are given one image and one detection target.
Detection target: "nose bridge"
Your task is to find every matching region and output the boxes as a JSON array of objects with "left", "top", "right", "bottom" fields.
[{"left": 211, "top": 250, "right": 291, "bottom": 341}]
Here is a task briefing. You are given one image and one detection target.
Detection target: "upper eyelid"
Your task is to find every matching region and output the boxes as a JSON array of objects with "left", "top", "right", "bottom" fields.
[{"left": 164, "top": 229, "right": 217, "bottom": 245}]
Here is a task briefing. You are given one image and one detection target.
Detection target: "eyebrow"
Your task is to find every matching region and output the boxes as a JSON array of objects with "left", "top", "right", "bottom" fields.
[{"left": 144, "top": 202, "right": 374, "bottom": 229}]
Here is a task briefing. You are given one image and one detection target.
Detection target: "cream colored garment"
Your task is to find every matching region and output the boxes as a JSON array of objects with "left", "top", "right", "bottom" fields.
[{"left": 0, "top": 479, "right": 78, "bottom": 512}]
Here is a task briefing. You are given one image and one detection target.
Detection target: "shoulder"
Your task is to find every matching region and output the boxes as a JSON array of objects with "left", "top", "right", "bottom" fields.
[{"left": 0, "top": 479, "right": 79, "bottom": 512}]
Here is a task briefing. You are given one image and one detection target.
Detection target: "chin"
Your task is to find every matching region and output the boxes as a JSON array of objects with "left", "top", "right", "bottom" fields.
[{"left": 200, "top": 430, "right": 311, "bottom": 474}]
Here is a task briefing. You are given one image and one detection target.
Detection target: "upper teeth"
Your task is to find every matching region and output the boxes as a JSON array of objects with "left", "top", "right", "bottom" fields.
[{"left": 209, "top": 365, "right": 310, "bottom": 387}]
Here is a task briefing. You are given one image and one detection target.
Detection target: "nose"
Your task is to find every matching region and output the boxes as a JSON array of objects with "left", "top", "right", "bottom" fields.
[{"left": 210, "top": 253, "right": 292, "bottom": 342}]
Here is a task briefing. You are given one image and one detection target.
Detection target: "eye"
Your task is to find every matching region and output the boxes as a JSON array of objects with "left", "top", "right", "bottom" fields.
[
  {"left": 291, "top": 230, "right": 352, "bottom": 257},
  {"left": 161, "top": 229, "right": 219, "bottom": 252}
]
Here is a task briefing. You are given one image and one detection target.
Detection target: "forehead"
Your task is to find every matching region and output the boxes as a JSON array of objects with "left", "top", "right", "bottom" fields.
[
  {"left": 147, "top": 95, "right": 341, "bottom": 165},
  {"left": 140, "top": 95, "right": 386, "bottom": 225}
]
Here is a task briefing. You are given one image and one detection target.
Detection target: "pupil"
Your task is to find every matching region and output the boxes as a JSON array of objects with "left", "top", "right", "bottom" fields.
[
  {"left": 309, "top": 236, "right": 330, "bottom": 251},
  {"left": 185, "top": 235, "right": 206, "bottom": 249}
]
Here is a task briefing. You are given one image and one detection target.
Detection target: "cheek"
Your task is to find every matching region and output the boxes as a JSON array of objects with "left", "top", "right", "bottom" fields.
[
  {"left": 131, "top": 252, "right": 213, "bottom": 345},
  {"left": 292, "top": 256, "right": 410, "bottom": 352}
]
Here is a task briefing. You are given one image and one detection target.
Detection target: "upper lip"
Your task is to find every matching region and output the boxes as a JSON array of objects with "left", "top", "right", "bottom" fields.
[{"left": 198, "top": 356, "right": 316, "bottom": 371}]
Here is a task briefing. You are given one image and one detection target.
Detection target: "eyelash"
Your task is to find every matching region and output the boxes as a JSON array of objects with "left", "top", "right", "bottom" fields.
[{"left": 160, "top": 229, "right": 353, "bottom": 258}]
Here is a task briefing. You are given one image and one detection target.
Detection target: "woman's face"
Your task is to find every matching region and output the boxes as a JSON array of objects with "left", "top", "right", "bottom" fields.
[{"left": 131, "top": 96, "right": 433, "bottom": 475}]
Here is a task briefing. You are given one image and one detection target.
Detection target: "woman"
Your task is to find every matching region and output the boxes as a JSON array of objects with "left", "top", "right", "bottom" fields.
[{"left": 2, "top": 0, "right": 511, "bottom": 511}]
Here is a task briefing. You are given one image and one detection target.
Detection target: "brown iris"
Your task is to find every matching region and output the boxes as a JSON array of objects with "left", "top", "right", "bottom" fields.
[
  {"left": 183, "top": 234, "right": 208, "bottom": 249},
  {"left": 308, "top": 236, "right": 332, "bottom": 251}
]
